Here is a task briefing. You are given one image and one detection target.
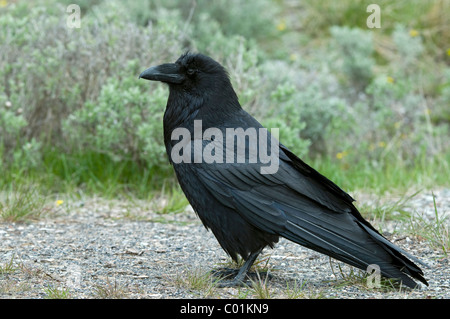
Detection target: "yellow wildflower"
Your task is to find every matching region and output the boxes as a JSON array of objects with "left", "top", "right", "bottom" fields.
[
  {"left": 378, "top": 141, "right": 386, "bottom": 148},
  {"left": 447, "top": 48, "right": 450, "bottom": 57},
  {"left": 56, "top": 200, "right": 64, "bottom": 206},
  {"left": 289, "top": 53, "right": 298, "bottom": 61},
  {"left": 336, "top": 151, "right": 348, "bottom": 160},
  {"left": 409, "top": 29, "right": 419, "bottom": 37},
  {"left": 0, "top": 0, "right": 7, "bottom": 8},
  {"left": 276, "top": 20, "right": 286, "bottom": 31},
  {"left": 386, "top": 76, "right": 394, "bottom": 84}
]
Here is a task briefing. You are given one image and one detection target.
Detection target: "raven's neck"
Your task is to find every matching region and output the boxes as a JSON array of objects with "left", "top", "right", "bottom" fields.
[
  {"left": 163, "top": 86, "right": 241, "bottom": 147},
  {"left": 163, "top": 90, "right": 201, "bottom": 147}
]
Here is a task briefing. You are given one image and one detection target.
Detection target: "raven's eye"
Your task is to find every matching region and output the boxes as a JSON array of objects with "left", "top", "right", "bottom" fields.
[{"left": 186, "top": 68, "right": 197, "bottom": 76}]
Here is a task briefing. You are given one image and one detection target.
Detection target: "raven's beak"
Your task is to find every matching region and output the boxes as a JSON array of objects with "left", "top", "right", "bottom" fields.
[{"left": 139, "top": 63, "right": 184, "bottom": 84}]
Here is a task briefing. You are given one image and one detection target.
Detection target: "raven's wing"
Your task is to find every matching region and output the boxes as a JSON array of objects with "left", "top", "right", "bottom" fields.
[{"left": 191, "top": 139, "right": 427, "bottom": 287}]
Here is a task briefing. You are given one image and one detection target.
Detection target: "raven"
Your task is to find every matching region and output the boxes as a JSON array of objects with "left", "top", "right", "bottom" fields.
[{"left": 139, "top": 52, "right": 428, "bottom": 288}]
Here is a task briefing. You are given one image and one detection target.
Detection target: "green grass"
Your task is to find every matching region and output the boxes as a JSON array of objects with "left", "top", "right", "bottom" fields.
[
  {"left": 309, "top": 151, "right": 450, "bottom": 195},
  {"left": 174, "top": 267, "right": 220, "bottom": 298},
  {"left": 328, "top": 258, "right": 401, "bottom": 291},
  {"left": 0, "top": 150, "right": 174, "bottom": 199},
  {"left": 40, "top": 151, "right": 173, "bottom": 199},
  {"left": 356, "top": 190, "right": 422, "bottom": 226},
  {"left": 4, "top": 147, "right": 449, "bottom": 199},
  {"left": 1, "top": 150, "right": 448, "bottom": 223},
  {"left": 284, "top": 279, "right": 307, "bottom": 299},
  {"left": 91, "top": 278, "right": 129, "bottom": 299},
  {"left": 408, "top": 193, "right": 449, "bottom": 256},
  {"left": 43, "top": 285, "right": 72, "bottom": 299},
  {"left": 248, "top": 270, "right": 273, "bottom": 299},
  {"left": 0, "top": 254, "right": 16, "bottom": 275},
  {"left": 0, "top": 184, "right": 48, "bottom": 222},
  {"left": 153, "top": 185, "right": 190, "bottom": 215}
]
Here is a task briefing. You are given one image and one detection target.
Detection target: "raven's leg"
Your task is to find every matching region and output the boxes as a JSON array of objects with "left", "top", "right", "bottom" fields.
[{"left": 216, "top": 248, "right": 262, "bottom": 287}]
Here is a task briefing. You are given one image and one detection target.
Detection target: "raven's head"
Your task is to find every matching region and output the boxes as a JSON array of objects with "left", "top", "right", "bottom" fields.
[{"left": 139, "top": 52, "right": 233, "bottom": 96}]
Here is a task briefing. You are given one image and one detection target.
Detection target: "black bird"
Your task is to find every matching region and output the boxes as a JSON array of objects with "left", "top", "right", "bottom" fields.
[{"left": 139, "top": 52, "right": 428, "bottom": 288}]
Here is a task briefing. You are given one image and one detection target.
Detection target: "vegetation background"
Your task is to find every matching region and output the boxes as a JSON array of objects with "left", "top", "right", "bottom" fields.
[{"left": 0, "top": 0, "right": 449, "bottom": 217}]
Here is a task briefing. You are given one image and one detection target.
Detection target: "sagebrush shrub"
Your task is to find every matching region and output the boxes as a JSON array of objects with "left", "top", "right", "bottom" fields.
[
  {"left": 63, "top": 69, "right": 168, "bottom": 170},
  {"left": 329, "top": 26, "right": 375, "bottom": 90},
  {"left": 0, "top": 0, "right": 448, "bottom": 188}
]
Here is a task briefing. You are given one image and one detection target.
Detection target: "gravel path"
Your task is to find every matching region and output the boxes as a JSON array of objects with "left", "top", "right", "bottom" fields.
[{"left": 1, "top": 189, "right": 449, "bottom": 299}]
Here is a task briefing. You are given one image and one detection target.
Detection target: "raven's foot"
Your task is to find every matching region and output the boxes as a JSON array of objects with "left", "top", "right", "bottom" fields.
[
  {"left": 211, "top": 268, "right": 248, "bottom": 287},
  {"left": 211, "top": 249, "right": 265, "bottom": 288},
  {"left": 211, "top": 267, "right": 240, "bottom": 280}
]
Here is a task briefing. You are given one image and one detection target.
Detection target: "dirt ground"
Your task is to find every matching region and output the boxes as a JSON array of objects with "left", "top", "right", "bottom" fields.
[{"left": 1, "top": 189, "right": 449, "bottom": 299}]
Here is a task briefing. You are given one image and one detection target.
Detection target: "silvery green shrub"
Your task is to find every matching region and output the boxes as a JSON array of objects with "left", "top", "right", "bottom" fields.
[{"left": 329, "top": 26, "right": 375, "bottom": 89}]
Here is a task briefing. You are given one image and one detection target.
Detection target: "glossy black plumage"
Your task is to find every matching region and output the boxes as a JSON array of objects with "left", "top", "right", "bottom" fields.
[{"left": 139, "top": 52, "right": 428, "bottom": 288}]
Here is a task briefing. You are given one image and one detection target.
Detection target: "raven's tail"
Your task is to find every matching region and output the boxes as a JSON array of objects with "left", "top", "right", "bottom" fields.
[{"left": 279, "top": 204, "right": 428, "bottom": 288}]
